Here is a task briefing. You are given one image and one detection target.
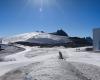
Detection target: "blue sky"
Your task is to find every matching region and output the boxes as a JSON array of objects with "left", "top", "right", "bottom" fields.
[{"left": 0, "top": 0, "right": 100, "bottom": 37}]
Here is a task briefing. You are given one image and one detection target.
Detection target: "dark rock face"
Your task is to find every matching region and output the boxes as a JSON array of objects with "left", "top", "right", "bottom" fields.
[
  {"left": 51, "top": 29, "right": 68, "bottom": 37},
  {"left": 85, "top": 37, "right": 93, "bottom": 45},
  {"left": 69, "top": 37, "right": 93, "bottom": 47},
  {"left": 0, "top": 45, "right": 1, "bottom": 51},
  {"left": 15, "top": 41, "right": 72, "bottom": 48}
]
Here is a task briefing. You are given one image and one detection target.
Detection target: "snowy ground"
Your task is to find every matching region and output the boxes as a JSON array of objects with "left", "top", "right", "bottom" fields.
[
  {"left": 0, "top": 46, "right": 100, "bottom": 80},
  {"left": 0, "top": 44, "right": 25, "bottom": 62}
]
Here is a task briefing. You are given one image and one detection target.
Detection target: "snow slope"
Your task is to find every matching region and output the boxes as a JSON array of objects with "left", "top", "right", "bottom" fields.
[
  {"left": 0, "top": 44, "right": 24, "bottom": 59},
  {"left": 0, "top": 46, "right": 58, "bottom": 76},
  {"left": 27, "top": 33, "right": 70, "bottom": 44},
  {"left": 1, "top": 46, "right": 100, "bottom": 80},
  {"left": 2, "top": 32, "right": 41, "bottom": 44}
]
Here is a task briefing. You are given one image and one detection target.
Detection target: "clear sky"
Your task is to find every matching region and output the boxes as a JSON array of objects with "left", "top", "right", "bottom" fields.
[{"left": 0, "top": 0, "right": 100, "bottom": 37}]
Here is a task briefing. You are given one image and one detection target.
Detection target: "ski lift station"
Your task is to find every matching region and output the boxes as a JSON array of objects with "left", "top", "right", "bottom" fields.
[{"left": 93, "top": 28, "right": 100, "bottom": 51}]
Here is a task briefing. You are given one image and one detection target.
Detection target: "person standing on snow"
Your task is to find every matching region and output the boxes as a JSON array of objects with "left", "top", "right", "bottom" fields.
[{"left": 59, "top": 51, "right": 64, "bottom": 59}]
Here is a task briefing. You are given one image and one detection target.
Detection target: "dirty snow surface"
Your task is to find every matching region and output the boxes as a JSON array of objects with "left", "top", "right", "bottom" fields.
[
  {"left": 0, "top": 44, "right": 25, "bottom": 62},
  {"left": 1, "top": 46, "right": 100, "bottom": 80}
]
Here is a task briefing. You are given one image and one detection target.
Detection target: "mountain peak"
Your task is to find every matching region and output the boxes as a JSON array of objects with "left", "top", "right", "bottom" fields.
[{"left": 51, "top": 29, "right": 68, "bottom": 37}]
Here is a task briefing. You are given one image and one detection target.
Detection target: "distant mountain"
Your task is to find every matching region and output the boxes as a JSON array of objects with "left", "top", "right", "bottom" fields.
[
  {"left": 2, "top": 32, "right": 71, "bottom": 47},
  {"left": 1, "top": 30, "right": 92, "bottom": 47},
  {"left": 51, "top": 29, "right": 68, "bottom": 37}
]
